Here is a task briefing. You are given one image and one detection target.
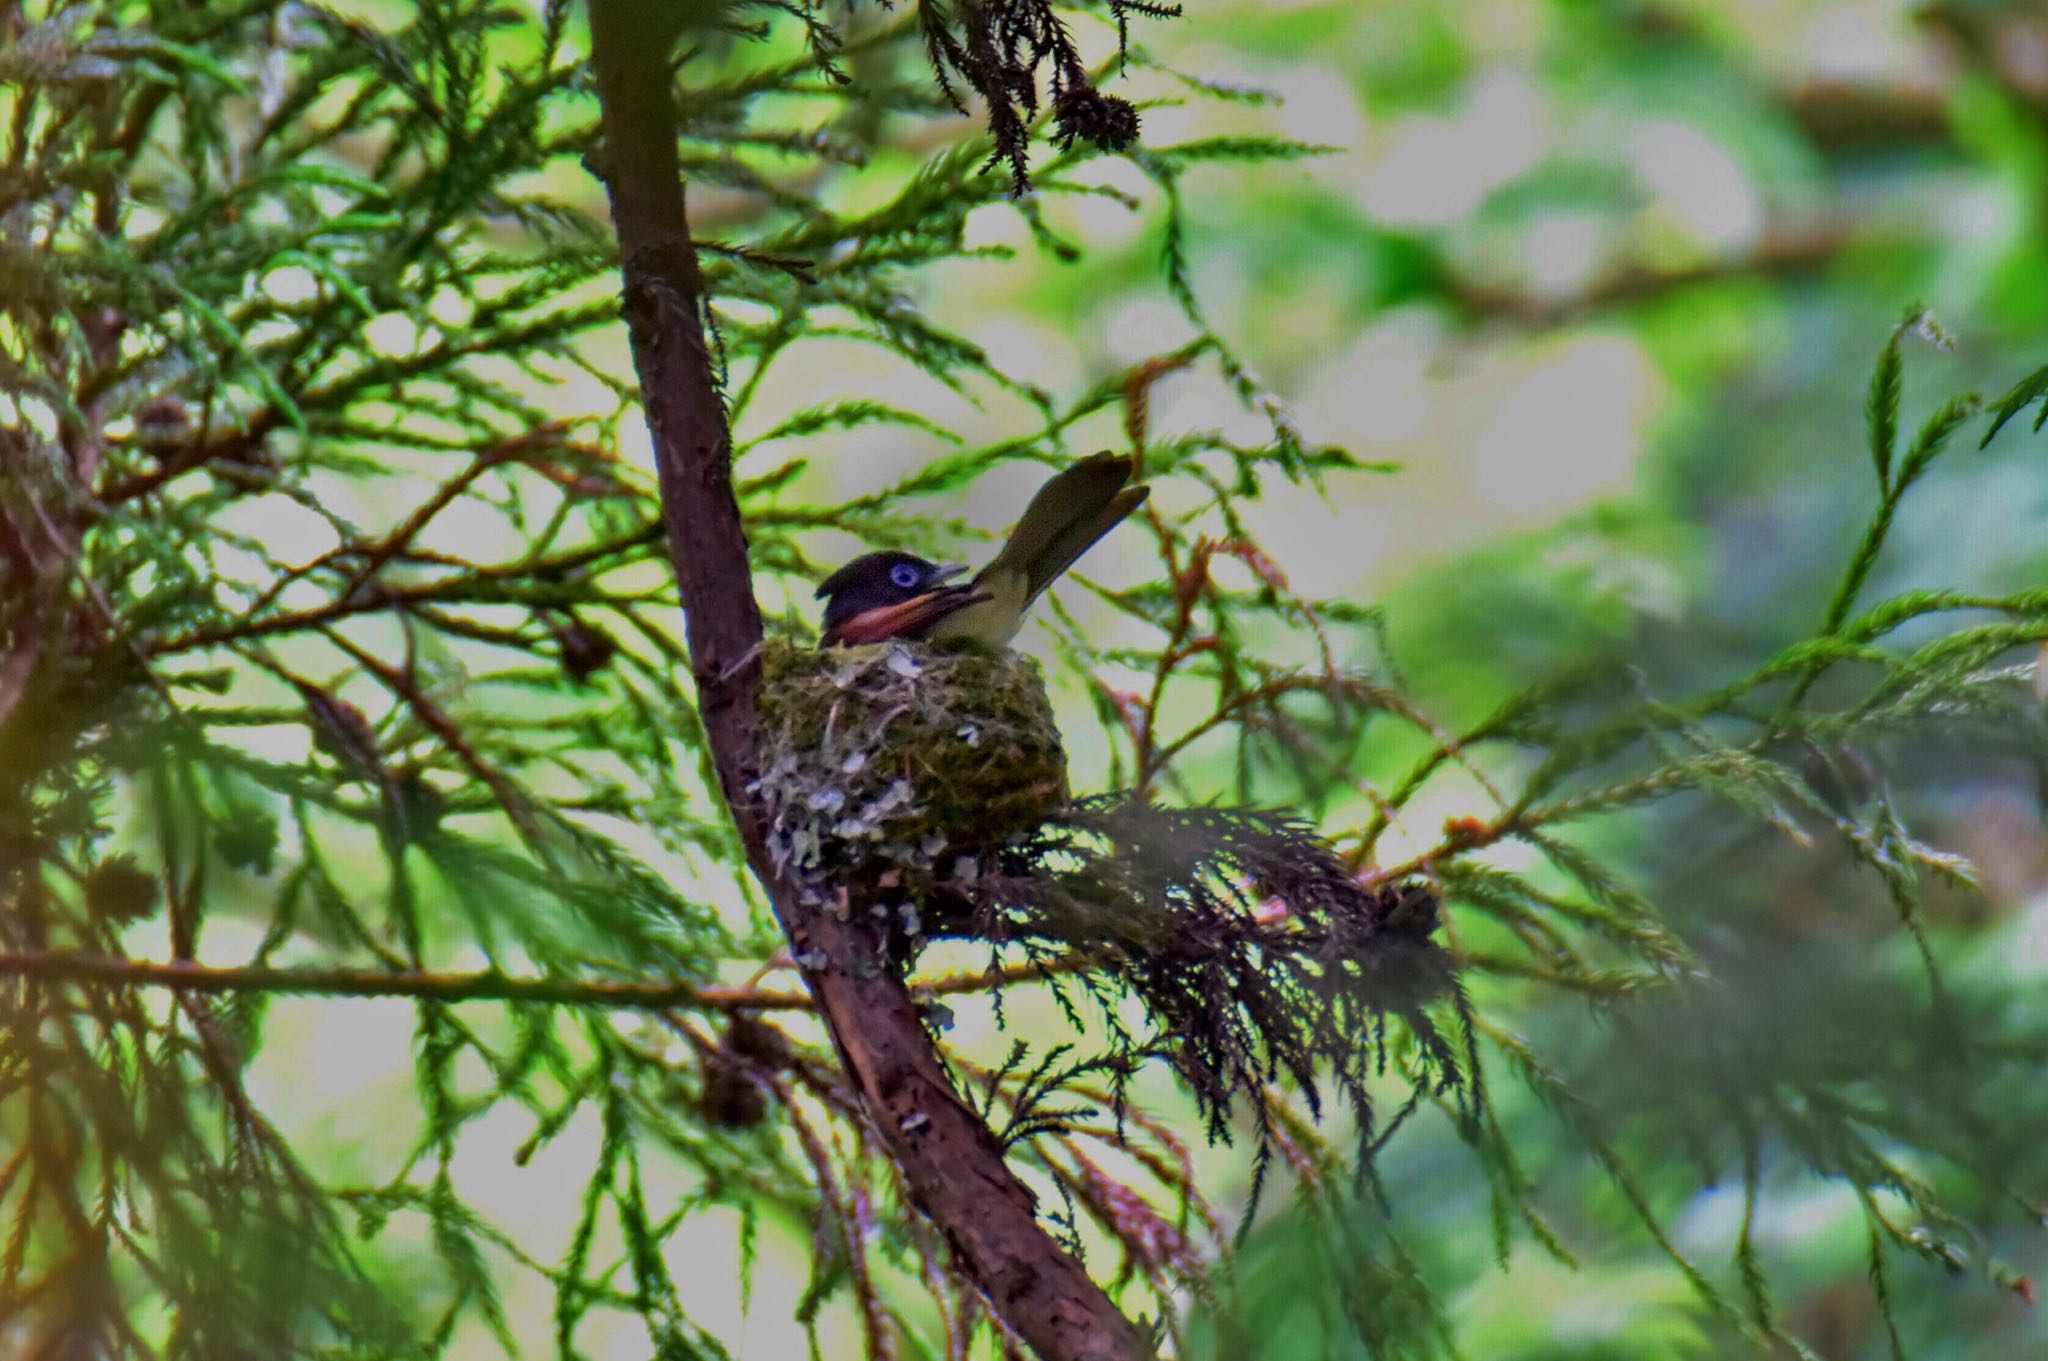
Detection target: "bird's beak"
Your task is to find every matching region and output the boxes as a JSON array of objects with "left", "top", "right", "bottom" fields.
[
  {"left": 931, "top": 562, "right": 970, "bottom": 584},
  {"left": 822, "top": 586, "right": 987, "bottom": 647}
]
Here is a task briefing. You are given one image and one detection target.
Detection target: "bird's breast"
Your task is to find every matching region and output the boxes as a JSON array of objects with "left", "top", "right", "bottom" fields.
[{"left": 931, "top": 567, "right": 1030, "bottom": 647}]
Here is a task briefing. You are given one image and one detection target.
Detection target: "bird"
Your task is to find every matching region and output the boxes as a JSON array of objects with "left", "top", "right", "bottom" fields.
[{"left": 817, "top": 451, "right": 1147, "bottom": 649}]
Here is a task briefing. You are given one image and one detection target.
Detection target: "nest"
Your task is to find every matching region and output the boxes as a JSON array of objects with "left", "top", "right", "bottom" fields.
[
  {"left": 754, "top": 636, "right": 1463, "bottom": 1168},
  {"left": 755, "top": 637, "right": 1068, "bottom": 899}
]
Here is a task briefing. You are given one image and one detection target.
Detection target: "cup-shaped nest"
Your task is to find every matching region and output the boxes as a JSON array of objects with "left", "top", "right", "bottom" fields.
[{"left": 754, "top": 638, "right": 1069, "bottom": 887}]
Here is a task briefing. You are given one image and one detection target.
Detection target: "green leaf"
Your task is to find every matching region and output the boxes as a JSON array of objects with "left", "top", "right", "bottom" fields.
[
  {"left": 1895, "top": 391, "right": 1982, "bottom": 489},
  {"left": 161, "top": 277, "right": 306, "bottom": 432},
  {"left": 1979, "top": 361, "right": 2048, "bottom": 448},
  {"left": 261, "top": 164, "right": 393, "bottom": 200},
  {"left": 1304, "top": 444, "right": 1399, "bottom": 474},
  {"left": 1146, "top": 135, "right": 1341, "bottom": 169},
  {"left": 1865, "top": 318, "right": 1904, "bottom": 490},
  {"left": 215, "top": 810, "right": 280, "bottom": 876},
  {"left": 86, "top": 32, "right": 248, "bottom": 91},
  {"left": 741, "top": 399, "right": 964, "bottom": 451},
  {"left": 267, "top": 249, "right": 378, "bottom": 318},
  {"left": 315, "top": 211, "right": 408, "bottom": 236}
]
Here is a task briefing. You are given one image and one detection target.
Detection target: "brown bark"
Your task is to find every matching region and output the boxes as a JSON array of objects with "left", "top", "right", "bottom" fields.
[{"left": 582, "top": 3, "right": 1155, "bottom": 1358}]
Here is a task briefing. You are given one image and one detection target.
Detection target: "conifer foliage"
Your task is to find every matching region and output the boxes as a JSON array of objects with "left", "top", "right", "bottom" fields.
[{"left": 1, "top": 0, "right": 2046, "bottom": 1357}]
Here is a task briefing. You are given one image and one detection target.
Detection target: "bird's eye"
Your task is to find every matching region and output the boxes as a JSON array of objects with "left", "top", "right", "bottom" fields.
[{"left": 889, "top": 563, "right": 921, "bottom": 590}]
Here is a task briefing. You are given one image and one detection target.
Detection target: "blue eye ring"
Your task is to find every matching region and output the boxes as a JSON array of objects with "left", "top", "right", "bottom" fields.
[{"left": 890, "top": 562, "right": 921, "bottom": 590}]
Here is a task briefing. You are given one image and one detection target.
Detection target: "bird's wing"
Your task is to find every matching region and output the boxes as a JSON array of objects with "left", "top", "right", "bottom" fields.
[
  {"left": 1017, "top": 482, "right": 1150, "bottom": 607},
  {"left": 988, "top": 452, "right": 1136, "bottom": 595},
  {"left": 936, "top": 451, "right": 1148, "bottom": 646}
]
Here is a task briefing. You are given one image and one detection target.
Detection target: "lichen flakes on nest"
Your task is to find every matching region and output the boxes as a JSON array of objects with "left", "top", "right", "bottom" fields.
[{"left": 754, "top": 637, "right": 1070, "bottom": 893}]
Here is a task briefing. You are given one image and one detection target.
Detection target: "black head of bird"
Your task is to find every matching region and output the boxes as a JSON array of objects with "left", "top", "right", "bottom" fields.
[{"left": 816, "top": 451, "right": 1148, "bottom": 649}]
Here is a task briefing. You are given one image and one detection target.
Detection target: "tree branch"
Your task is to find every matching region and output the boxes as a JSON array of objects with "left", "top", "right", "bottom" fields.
[
  {"left": 1452, "top": 217, "right": 1851, "bottom": 326},
  {"left": 0, "top": 951, "right": 1093, "bottom": 1012},
  {"left": 583, "top": 3, "right": 1155, "bottom": 1357},
  {"left": 0, "top": 950, "right": 802, "bottom": 1009}
]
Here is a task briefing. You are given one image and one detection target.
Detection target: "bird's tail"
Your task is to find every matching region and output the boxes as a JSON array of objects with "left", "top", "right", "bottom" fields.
[{"left": 983, "top": 450, "right": 1149, "bottom": 608}]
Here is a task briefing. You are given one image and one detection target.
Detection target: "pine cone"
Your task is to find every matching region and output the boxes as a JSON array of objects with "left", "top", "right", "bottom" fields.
[
  {"left": 1054, "top": 84, "right": 1141, "bottom": 153},
  {"left": 553, "top": 617, "right": 618, "bottom": 684}
]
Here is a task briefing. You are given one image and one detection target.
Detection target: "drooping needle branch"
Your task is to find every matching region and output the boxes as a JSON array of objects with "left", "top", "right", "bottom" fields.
[{"left": 582, "top": 2, "right": 1156, "bottom": 1356}]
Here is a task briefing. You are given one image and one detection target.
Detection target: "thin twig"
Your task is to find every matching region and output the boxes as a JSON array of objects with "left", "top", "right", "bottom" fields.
[{"left": 0, "top": 950, "right": 807, "bottom": 1011}]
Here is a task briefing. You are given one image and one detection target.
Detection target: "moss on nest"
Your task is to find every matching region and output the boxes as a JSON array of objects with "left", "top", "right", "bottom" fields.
[{"left": 755, "top": 637, "right": 1068, "bottom": 889}]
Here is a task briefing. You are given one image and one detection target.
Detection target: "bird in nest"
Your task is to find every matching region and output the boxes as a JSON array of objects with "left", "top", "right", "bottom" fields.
[{"left": 815, "top": 451, "right": 1147, "bottom": 648}]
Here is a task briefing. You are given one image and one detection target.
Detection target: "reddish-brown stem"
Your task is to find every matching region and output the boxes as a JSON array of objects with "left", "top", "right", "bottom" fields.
[
  {"left": 0, "top": 949, "right": 1103, "bottom": 1013},
  {"left": 779, "top": 1082, "right": 900, "bottom": 1361},
  {"left": 317, "top": 629, "right": 545, "bottom": 844},
  {"left": 145, "top": 523, "right": 669, "bottom": 657},
  {"left": 93, "top": 422, "right": 278, "bottom": 505},
  {"left": 585, "top": 4, "right": 1154, "bottom": 1356}
]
